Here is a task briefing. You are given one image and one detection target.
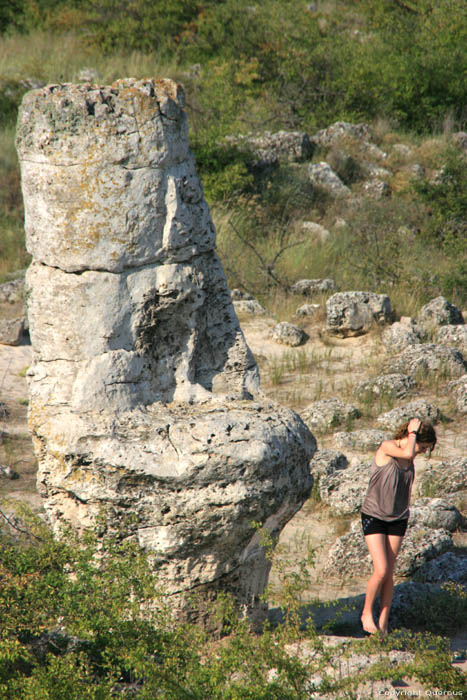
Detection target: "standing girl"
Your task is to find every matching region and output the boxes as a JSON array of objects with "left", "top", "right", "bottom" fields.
[{"left": 360, "top": 418, "right": 437, "bottom": 635}]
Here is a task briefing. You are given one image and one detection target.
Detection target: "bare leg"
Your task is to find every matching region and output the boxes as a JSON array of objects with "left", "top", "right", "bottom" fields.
[
  {"left": 378, "top": 534, "right": 404, "bottom": 636},
  {"left": 361, "top": 534, "right": 388, "bottom": 634}
]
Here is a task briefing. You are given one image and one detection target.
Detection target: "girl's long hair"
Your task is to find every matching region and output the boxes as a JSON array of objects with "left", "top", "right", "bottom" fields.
[{"left": 393, "top": 420, "right": 437, "bottom": 448}]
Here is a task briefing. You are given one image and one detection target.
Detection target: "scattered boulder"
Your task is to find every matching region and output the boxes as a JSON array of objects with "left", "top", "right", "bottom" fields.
[
  {"left": 234, "top": 299, "right": 267, "bottom": 315},
  {"left": 308, "top": 162, "right": 350, "bottom": 197},
  {"left": 271, "top": 322, "right": 308, "bottom": 346},
  {"left": 326, "top": 291, "right": 391, "bottom": 337},
  {"left": 447, "top": 374, "right": 467, "bottom": 413},
  {"left": 436, "top": 324, "right": 467, "bottom": 353},
  {"left": 376, "top": 400, "right": 440, "bottom": 432},
  {"left": 410, "top": 498, "right": 465, "bottom": 532},
  {"left": 362, "top": 178, "right": 391, "bottom": 198},
  {"left": 319, "top": 459, "right": 369, "bottom": 514},
  {"left": 231, "top": 289, "right": 253, "bottom": 300},
  {"left": 0, "top": 277, "right": 25, "bottom": 304},
  {"left": 413, "top": 551, "right": 467, "bottom": 584},
  {"left": 312, "top": 121, "right": 372, "bottom": 147},
  {"left": 356, "top": 373, "right": 415, "bottom": 401},
  {"left": 384, "top": 343, "right": 466, "bottom": 379},
  {"left": 291, "top": 278, "right": 336, "bottom": 297},
  {"left": 225, "top": 130, "right": 315, "bottom": 167},
  {"left": 334, "top": 429, "right": 388, "bottom": 451},
  {"left": 324, "top": 520, "right": 452, "bottom": 580},
  {"left": 309, "top": 449, "right": 348, "bottom": 479},
  {"left": 417, "top": 296, "right": 464, "bottom": 330},
  {"left": 381, "top": 321, "right": 421, "bottom": 353},
  {"left": 295, "top": 303, "right": 320, "bottom": 317},
  {"left": 417, "top": 458, "right": 467, "bottom": 501},
  {"left": 0, "top": 318, "right": 25, "bottom": 346},
  {"left": 301, "top": 398, "right": 360, "bottom": 433}
]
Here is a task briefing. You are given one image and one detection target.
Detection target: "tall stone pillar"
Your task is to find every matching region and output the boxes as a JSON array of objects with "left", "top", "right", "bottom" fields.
[{"left": 17, "top": 79, "right": 316, "bottom": 621}]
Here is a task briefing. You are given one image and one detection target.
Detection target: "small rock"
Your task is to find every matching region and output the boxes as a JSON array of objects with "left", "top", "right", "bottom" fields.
[
  {"left": 301, "top": 398, "right": 360, "bottom": 433},
  {"left": 410, "top": 497, "right": 465, "bottom": 532},
  {"left": 271, "top": 322, "right": 308, "bottom": 346},
  {"left": 334, "top": 429, "right": 388, "bottom": 451},
  {"left": 377, "top": 400, "right": 440, "bottom": 431},
  {"left": 0, "top": 277, "right": 25, "bottom": 304},
  {"left": 362, "top": 178, "right": 391, "bottom": 198},
  {"left": 382, "top": 321, "right": 421, "bottom": 353},
  {"left": 436, "top": 324, "right": 467, "bottom": 353},
  {"left": 233, "top": 299, "right": 266, "bottom": 315},
  {"left": 308, "top": 162, "right": 350, "bottom": 197},
  {"left": 326, "top": 291, "right": 391, "bottom": 337},
  {"left": 417, "top": 457, "right": 467, "bottom": 499},
  {"left": 309, "top": 449, "right": 349, "bottom": 478},
  {"left": 0, "top": 318, "right": 25, "bottom": 346},
  {"left": 391, "top": 143, "right": 413, "bottom": 158},
  {"left": 295, "top": 303, "right": 320, "bottom": 317},
  {"left": 414, "top": 551, "right": 467, "bottom": 584},
  {"left": 417, "top": 296, "right": 464, "bottom": 330},
  {"left": 447, "top": 374, "right": 467, "bottom": 413},
  {"left": 384, "top": 342, "right": 466, "bottom": 379},
  {"left": 356, "top": 373, "right": 415, "bottom": 401},
  {"left": 312, "top": 121, "right": 373, "bottom": 147},
  {"left": 319, "top": 459, "right": 369, "bottom": 514},
  {"left": 291, "top": 278, "right": 336, "bottom": 296}
]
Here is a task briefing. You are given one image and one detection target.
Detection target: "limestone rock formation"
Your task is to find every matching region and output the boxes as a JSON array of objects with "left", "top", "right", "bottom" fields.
[
  {"left": 308, "top": 162, "right": 350, "bottom": 197},
  {"left": 376, "top": 399, "right": 440, "bottom": 432},
  {"left": 290, "top": 278, "right": 336, "bottom": 297},
  {"left": 417, "top": 296, "right": 464, "bottom": 330},
  {"left": 325, "top": 291, "right": 391, "bottom": 337},
  {"left": 271, "top": 322, "right": 308, "bottom": 347},
  {"left": 319, "top": 459, "right": 369, "bottom": 515},
  {"left": 333, "top": 429, "right": 388, "bottom": 452},
  {"left": 356, "top": 373, "right": 415, "bottom": 401},
  {"left": 384, "top": 343, "right": 466, "bottom": 379},
  {"left": 301, "top": 398, "right": 360, "bottom": 433},
  {"left": 17, "top": 79, "right": 316, "bottom": 621}
]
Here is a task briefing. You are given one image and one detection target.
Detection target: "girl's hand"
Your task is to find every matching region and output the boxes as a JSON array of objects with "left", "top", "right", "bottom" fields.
[{"left": 407, "top": 418, "right": 421, "bottom": 435}]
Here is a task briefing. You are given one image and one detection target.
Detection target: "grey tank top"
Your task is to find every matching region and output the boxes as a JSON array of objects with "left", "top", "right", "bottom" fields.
[{"left": 361, "top": 456, "right": 414, "bottom": 521}]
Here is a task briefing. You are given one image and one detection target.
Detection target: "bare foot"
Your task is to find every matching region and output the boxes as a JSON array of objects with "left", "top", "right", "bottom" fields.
[
  {"left": 378, "top": 624, "right": 388, "bottom": 638},
  {"left": 361, "top": 612, "right": 378, "bottom": 634}
]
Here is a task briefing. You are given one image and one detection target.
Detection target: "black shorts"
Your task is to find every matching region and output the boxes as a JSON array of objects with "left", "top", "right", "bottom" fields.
[{"left": 361, "top": 512, "right": 408, "bottom": 537}]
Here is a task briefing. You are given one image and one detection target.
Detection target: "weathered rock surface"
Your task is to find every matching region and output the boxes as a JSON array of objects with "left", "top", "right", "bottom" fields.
[
  {"left": 362, "top": 178, "right": 391, "bottom": 198},
  {"left": 319, "top": 459, "right": 369, "bottom": 514},
  {"left": 301, "top": 398, "right": 360, "bottom": 433},
  {"left": 381, "top": 321, "right": 421, "bottom": 353},
  {"left": 309, "top": 449, "right": 348, "bottom": 479},
  {"left": 384, "top": 343, "right": 466, "bottom": 379},
  {"left": 325, "top": 291, "right": 391, "bottom": 337},
  {"left": 233, "top": 299, "right": 267, "bottom": 315},
  {"left": 18, "top": 79, "right": 317, "bottom": 621},
  {"left": 410, "top": 497, "right": 465, "bottom": 532},
  {"left": 413, "top": 551, "right": 467, "bottom": 584},
  {"left": 436, "top": 324, "right": 467, "bottom": 353},
  {"left": 225, "top": 130, "right": 315, "bottom": 167},
  {"left": 295, "top": 303, "right": 320, "bottom": 317},
  {"left": 416, "top": 458, "right": 467, "bottom": 502},
  {"left": 271, "top": 322, "right": 308, "bottom": 347},
  {"left": 308, "top": 162, "right": 350, "bottom": 197},
  {"left": 290, "top": 278, "right": 336, "bottom": 297},
  {"left": 0, "top": 277, "right": 25, "bottom": 304},
  {"left": 417, "top": 296, "right": 464, "bottom": 330},
  {"left": 0, "top": 318, "right": 25, "bottom": 346},
  {"left": 301, "top": 221, "right": 331, "bottom": 242},
  {"left": 312, "top": 121, "right": 373, "bottom": 147},
  {"left": 333, "top": 429, "right": 388, "bottom": 451},
  {"left": 356, "top": 373, "right": 415, "bottom": 401},
  {"left": 447, "top": 374, "right": 467, "bottom": 414},
  {"left": 376, "top": 399, "right": 440, "bottom": 432}
]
